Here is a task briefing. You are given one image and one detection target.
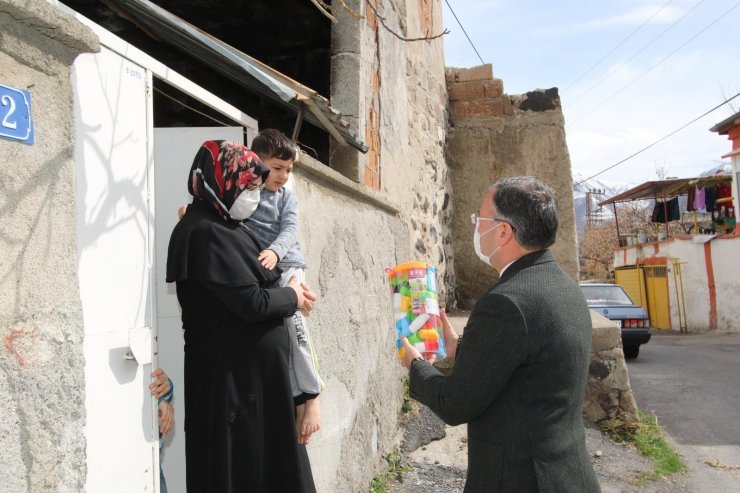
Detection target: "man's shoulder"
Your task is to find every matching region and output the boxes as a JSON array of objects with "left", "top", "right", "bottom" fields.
[
  {"left": 492, "top": 260, "right": 574, "bottom": 300},
  {"left": 475, "top": 287, "right": 521, "bottom": 314}
]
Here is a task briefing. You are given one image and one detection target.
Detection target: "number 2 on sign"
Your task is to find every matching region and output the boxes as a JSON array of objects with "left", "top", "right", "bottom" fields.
[{"left": 1, "top": 95, "right": 18, "bottom": 130}]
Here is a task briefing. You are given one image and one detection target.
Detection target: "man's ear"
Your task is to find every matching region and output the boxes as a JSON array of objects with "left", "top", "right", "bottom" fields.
[{"left": 500, "top": 223, "right": 514, "bottom": 243}]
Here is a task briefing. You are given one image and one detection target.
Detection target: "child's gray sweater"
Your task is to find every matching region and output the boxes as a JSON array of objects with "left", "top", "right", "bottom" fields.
[{"left": 244, "top": 187, "right": 306, "bottom": 268}]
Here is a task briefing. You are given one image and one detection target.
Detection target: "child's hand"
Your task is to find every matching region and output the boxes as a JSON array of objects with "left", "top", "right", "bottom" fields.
[
  {"left": 158, "top": 401, "right": 174, "bottom": 436},
  {"left": 177, "top": 204, "right": 188, "bottom": 220},
  {"left": 258, "top": 249, "right": 279, "bottom": 270},
  {"left": 150, "top": 368, "right": 171, "bottom": 399}
]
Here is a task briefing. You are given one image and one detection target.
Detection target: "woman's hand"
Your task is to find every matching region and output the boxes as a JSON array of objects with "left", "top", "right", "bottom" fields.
[
  {"left": 288, "top": 276, "right": 317, "bottom": 316},
  {"left": 300, "top": 283, "right": 317, "bottom": 316}
]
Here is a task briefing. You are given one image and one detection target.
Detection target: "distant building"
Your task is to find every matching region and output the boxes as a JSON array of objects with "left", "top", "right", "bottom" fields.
[{"left": 600, "top": 112, "right": 739, "bottom": 333}]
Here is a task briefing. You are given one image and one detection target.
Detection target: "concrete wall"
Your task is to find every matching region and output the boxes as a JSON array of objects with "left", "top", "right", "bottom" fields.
[
  {"left": 0, "top": 1, "right": 98, "bottom": 491},
  {"left": 712, "top": 235, "right": 740, "bottom": 331},
  {"left": 613, "top": 234, "right": 740, "bottom": 332},
  {"left": 292, "top": 155, "right": 411, "bottom": 492},
  {"left": 446, "top": 67, "right": 580, "bottom": 307}
]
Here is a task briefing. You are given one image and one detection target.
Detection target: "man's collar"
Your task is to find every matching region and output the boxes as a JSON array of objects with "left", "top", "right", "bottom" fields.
[
  {"left": 497, "top": 249, "right": 553, "bottom": 280},
  {"left": 498, "top": 259, "right": 516, "bottom": 277}
]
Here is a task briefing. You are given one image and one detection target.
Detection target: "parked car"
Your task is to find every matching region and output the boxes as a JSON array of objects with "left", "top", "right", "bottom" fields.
[{"left": 579, "top": 283, "right": 651, "bottom": 359}]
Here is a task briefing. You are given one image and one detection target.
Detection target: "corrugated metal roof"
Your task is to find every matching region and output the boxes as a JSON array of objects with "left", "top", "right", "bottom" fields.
[
  {"left": 598, "top": 174, "right": 732, "bottom": 206},
  {"left": 709, "top": 110, "right": 740, "bottom": 135},
  {"left": 104, "top": 0, "right": 368, "bottom": 153}
]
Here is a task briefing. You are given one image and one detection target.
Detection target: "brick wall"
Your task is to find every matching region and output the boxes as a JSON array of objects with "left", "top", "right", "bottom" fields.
[{"left": 446, "top": 64, "right": 513, "bottom": 118}]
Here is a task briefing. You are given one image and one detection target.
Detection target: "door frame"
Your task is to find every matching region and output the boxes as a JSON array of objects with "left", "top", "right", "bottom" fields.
[{"left": 64, "top": 5, "right": 259, "bottom": 490}]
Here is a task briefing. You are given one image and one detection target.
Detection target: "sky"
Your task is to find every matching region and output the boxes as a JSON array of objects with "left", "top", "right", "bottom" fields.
[{"left": 440, "top": 0, "right": 740, "bottom": 187}]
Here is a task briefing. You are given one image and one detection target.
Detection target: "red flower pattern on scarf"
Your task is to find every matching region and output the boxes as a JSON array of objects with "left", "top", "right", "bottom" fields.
[{"left": 187, "top": 140, "right": 268, "bottom": 221}]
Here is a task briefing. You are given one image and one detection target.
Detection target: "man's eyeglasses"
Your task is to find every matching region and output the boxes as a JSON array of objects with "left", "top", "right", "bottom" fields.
[{"left": 470, "top": 213, "right": 517, "bottom": 232}]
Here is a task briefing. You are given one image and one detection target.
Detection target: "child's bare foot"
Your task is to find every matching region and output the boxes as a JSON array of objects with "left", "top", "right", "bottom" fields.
[
  {"left": 299, "top": 396, "right": 322, "bottom": 445},
  {"left": 295, "top": 402, "right": 306, "bottom": 443}
]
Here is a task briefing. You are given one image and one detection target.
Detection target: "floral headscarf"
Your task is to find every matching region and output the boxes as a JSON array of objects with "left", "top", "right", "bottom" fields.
[{"left": 188, "top": 140, "right": 269, "bottom": 221}]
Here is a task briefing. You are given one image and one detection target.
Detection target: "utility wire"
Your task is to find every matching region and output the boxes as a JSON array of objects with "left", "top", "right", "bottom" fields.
[
  {"left": 154, "top": 86, "right": 250, "bottom": 138},
  {"left": 568, "top": 0, "right": 740, "bottom": 128},
  {"left": 574, "top": 91, "right": 740, "bottom": 186},
  {"left": 443, "top": 0, "right": 485, "bottom": 65},
  {"left": 567, "top": 0, "right": 707, "bottom": 107},
  {"left": 564, "top": 0, "right": 676, "bottom": 91}
]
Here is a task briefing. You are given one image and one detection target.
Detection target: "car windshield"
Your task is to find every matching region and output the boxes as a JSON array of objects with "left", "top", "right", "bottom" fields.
[{"left": 580, "top": 285, "right": 635, "bottom": 305}]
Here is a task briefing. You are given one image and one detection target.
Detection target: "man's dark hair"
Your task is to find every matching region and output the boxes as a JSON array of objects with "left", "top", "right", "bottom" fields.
[
  {"left": 250, "top": 129, "right": 296, "bottom": 162},
  {"left": 491, "top": 176, "right": 559, "bottom": 250}
]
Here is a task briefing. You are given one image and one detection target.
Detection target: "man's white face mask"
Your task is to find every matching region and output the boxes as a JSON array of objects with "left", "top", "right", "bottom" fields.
[
  {"left": 228, "top": 187, "right": 261, "bottom": 221},
  {"left": 473, "top": 221, "right": 503, "bottom": 265}
]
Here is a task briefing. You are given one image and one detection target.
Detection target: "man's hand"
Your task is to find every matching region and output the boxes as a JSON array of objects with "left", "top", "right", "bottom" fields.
[
  {"left": 258, "top": 249, "right": 279, "bottom": 270},
  {"left": 158, "top": 401, "right": 174, "bottom": 436},
  {"left": 150, "top": 368, "right": 171, "bottom": 399},
  {"left": 440, "top": 308, "right": 460, "bottom": 358},
  {"left": 400, "top": 337, "right": 436, "bottom": 368}
]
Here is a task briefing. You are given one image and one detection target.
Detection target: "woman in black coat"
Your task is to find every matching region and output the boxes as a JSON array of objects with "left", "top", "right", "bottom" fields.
[{"left": 166, "top": 140, "right": 317, "bottom": 492}]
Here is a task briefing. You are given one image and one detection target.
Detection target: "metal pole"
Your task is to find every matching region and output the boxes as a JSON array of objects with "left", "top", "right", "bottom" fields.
[
  {"left": 613, "top": 202, "right": 621, "bottom": 244},
  {"left": 661, "top": 190, "right": 669, "bottom": 238},
  {"left": 292, "top": 103, "right": 305, "bottom": 141}
]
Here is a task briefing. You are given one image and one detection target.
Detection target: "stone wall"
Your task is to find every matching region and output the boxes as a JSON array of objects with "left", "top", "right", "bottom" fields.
[
  {"left": 0, "top": 1, "right": 98, "bottom": 491},
  {"left": 446, "top": 64, "right": 580, "bottom": 308},
  {"left": 303, "top": 1, "right": 454, "bottom": 489},
  {"left": 331, "top": 0, "right": 454, "bottom": 307},
  {"left": 392, "top": 0, "right": 454, "bottom": 306},
  {"left": 583, "top": 312, "right": 639, "bottom": 424}
]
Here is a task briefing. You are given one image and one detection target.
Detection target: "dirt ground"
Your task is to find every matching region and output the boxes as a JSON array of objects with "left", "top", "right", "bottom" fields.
[{"left": 387, "top": 404, "right": 690, "bottom": 493}]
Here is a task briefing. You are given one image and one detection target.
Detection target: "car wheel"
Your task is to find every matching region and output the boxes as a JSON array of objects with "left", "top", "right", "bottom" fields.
[{"left": 623, "top": 346, "right": 640, "bottom": 359}]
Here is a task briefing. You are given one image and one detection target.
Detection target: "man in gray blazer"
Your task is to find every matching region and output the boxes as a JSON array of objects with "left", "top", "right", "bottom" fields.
[{"left": 401, "top": 176, "right": 600, "bottom": 492}]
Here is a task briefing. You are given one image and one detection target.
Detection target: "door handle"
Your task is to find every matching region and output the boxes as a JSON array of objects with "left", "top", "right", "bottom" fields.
[{"left": 125, "top": 326, "right": 152, "bottom": 365}]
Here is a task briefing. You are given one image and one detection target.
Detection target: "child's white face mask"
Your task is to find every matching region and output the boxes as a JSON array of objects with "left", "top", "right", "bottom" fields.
[{"left": 228, "top": 188, "right": 261, "bottom": 221}]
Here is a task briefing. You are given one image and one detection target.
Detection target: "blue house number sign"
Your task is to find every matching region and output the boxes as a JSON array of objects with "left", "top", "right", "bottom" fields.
[{"left": 0, "top": 83, "right": 34, "bottom": 145}]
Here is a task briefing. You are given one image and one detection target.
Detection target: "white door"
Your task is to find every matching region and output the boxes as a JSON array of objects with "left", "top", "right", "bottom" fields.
[
  {"left": 73, "top": 47, "right": 159, "bottom": 491},
  {"left": 153, "top": 127, "right": 244, "bottom": 492}
]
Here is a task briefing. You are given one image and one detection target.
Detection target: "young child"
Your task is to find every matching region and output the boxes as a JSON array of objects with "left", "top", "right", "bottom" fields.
[
  {"left": 150, "top": 368, "right": 174, "bottom": 493},
  {"left": 246, "top": 129, "right": 323, "bottom": 445}
]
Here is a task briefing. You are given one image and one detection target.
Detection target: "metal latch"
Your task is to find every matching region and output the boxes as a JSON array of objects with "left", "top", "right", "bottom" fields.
[{"left": 124, "top": 326, "right": 152, "bottom": 365}]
